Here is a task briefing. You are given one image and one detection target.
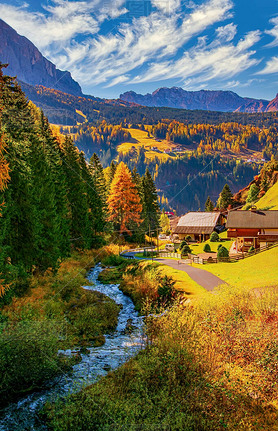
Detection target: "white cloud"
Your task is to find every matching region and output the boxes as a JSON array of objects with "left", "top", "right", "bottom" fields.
[
  {"left": 215, "top": 23, "right": 237, "bottom": 42},
  {"left": 257, "top": 57, "right": 278, "bottom": 74},
  {"left": 151, "top": 0, "right": 181, "bottom": 14},
  {"left": 0, "top": 0, "right": 262, "bottom": 90},
  {"left": 63, "top": 0, "right": 235, "bottom": 85},
  {"left": 0, "top": 0, "right": 127, "bottom": 50},
  {"left": 132, "top": 30, "right": 261, "bottom": 86},
  {"left": 266, "top": 16, "right": 278, "bottom": 46}
]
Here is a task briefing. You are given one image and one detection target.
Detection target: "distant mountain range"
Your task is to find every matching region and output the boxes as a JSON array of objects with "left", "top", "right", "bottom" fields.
[
  {"left": 0, "top": 19, "right": 82, "bottom": 96},
  {"left": 120, "top": 88, "right": 278, "bottom": 113}
]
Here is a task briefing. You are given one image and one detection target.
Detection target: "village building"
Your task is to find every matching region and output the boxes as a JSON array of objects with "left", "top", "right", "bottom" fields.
[
  {"left": 227, "top": 209, "right": 278, "bottom": 252},
  {"left": 174, "top": 212, "right": 225, "bottom": 242}
]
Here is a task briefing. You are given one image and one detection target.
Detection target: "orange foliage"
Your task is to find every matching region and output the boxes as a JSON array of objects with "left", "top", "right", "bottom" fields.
[{"left": 107, "top": 162, "right": 142, "bottom": 234}]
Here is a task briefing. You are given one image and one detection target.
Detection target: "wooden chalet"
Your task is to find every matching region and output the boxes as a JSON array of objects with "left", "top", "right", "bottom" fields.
[
  {"left": 227, "top": 209, "right": 278, "bottom": 252},
  {"left": 174, "top": 212, "right": 225, "bottom": 242}
]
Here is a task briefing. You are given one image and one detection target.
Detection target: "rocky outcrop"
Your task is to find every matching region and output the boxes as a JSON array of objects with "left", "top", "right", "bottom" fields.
[
  {"left": 0, "top": 19, "right": 82, "bottom": 96},
  {"left": 120, "top": 87, "right": 272, "bottom": 113}
]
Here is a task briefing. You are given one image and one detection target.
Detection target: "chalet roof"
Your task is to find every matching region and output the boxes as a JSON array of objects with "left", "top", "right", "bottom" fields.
[
  {"left": 227, "top": 210, "right": 278, "bottom": 229},
  {"left": 174, "top": 212, "right": 221, "bottom": 235}
]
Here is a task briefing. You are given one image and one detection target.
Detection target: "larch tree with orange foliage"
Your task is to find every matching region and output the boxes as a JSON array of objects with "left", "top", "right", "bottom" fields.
[{"left": 107, "top": 162, "right": 143, "bottom": 235}]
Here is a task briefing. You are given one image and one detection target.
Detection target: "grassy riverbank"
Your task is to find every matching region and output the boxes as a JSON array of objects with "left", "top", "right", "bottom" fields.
[
  {"left": 45, "top": 252, "right": 278, "bottom": 430},
  {"left": 0, "top": 247, "right": 120, "bottom": 405}
]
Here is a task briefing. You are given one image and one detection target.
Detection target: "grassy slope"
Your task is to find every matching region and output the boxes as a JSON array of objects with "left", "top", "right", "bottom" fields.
[
  {"left": 190, "top": 231, "right": 233, "bottom": 255},
  {"left": 257, "top": 181, "right": 278, "bottom": 210},
  {"left": 117, "top": 128, "right": 187, "bottom": 162},
  {"left": 197, "top": 246, "right": 278, "bottom": 288}
]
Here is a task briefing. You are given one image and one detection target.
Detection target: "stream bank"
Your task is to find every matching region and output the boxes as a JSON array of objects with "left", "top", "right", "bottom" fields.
[{"left": 0, "top": 264, "right": 145, "bottom": 430}]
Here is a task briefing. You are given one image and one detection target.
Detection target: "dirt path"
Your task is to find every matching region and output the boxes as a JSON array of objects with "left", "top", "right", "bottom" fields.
[
  {"left": 122, "top": 251, "right": 227, "bottom": 291},
  {"left": 154, "top": 258, "right": 227, "bottom": 291}
]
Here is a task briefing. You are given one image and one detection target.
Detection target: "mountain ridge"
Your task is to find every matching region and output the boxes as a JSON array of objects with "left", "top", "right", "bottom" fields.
[
  {"left": 120, "top": 87, "right": 277, "bottom": 113},
  {"left": 0, "top": 18, "right": 82, "bottom": 96}
]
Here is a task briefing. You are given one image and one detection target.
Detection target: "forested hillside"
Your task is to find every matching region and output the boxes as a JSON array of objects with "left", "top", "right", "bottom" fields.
[
  {"left": 21, "top": 83, "right": 278, "bottom": 127},
  {"left": 0, "top": 65, "right": 160, "bottom": 295}
]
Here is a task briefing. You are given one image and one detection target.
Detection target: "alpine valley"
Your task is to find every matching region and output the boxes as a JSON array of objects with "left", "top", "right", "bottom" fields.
[{"left": 0, "top": 18, "right": 278, "bottom": 214}]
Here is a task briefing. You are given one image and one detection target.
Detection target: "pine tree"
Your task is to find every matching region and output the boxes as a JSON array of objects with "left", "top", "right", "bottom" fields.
[
  {"left": 217, "top": 184, "right": 234, "bottom": 210},
  {"left": 62, "top": 137, "right": 91, "bottom": 249},
  {"left": 80, "top": 152, "right": 105, "bottom": 245},
  {"left": 89, "top": 153, "right": 107, "bottom": 208},
  {"left": 142, "top": 169, "right": 160, "bottom": 232},
  {"left": 107, "top": 162, "right": 142, "bottom": 235},
  {"left": 205, "top": 196, "right": 214, "bottom": 212},
  {"left": 246, "top": 184, "right": 260, "bottom": 203}
]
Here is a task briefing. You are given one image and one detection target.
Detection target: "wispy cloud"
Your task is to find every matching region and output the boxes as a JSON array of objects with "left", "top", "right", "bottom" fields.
[
  {"left": 257, "top": 56, "right": 278, "bottom": 74},
  {"left": 132, "top": 30, "right": 261, "bottom": 87},
  {"left": 0, "top": 0, "right": 262, "bottom": 90},
  {"left": 266, "top": 15, "right": 278, "bottom": 46}
]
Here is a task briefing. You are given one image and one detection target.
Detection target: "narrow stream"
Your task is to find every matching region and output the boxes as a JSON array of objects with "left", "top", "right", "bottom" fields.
[{"left": 0, "top": 264, "right": 145, "bottom": 430}]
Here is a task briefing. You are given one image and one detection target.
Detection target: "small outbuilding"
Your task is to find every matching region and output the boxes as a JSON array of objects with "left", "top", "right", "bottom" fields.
[
  {"left": 174, "top": 212, "right": 224, "bottom": 242},
  {"left": 227, "top": 209, "right": 278, "bottom": 252}
]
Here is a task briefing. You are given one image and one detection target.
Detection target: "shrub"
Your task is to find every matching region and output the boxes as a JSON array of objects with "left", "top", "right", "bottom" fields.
[
  {"left": 181, "top": 244, "right": 191, "bottom": 256},
  {"left": 248, "top": 246, "right": 255, "bottom": 253},
  {"left": 217, "top": 244, "right": 223, "bottom": 250},
  {"left": 185, "top": 235, "right": 192, "bottom": 242},
  {"left": 210, "top": 232, "right": 219, "bottom": 242},
  {"left": 203, "top": 244, "right": 211, "bottom": 252},
  {"left": 157, "top": 276, "right": 176, "bottom": 303},
  {"left": 180, "top": 240, "right": 188, "bottom": 249},
  {"left": 102, "top": 254, "right": 127, "bottom": 267},
  {"left": 217, "top": 246, "right": 229, "bottom": 260},
  {"left": 0, "top": 320, "right": 69, "bottom": 404}
]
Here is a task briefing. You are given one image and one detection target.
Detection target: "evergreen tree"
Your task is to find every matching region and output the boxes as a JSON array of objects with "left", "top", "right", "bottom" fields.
[
  {"left": 205, "top": 196, "right": 214, "bottom": 212},
  {"left": 217, "top": 184, "right": 234, "bottom": 210},
  {"left": 89, "top": 153, "right": 107, "bottom": 209},
  {"left": 246, "top": 184, "right": 260, "bottom": 203},
  {"left": 62, "top": 137, "right": 91, "bottom": 249},
  {"left": 142, "top": 169, "right": 160, "bottom": 232},
  {"left": 80, "top": 152, "right": 105, "bottom": 244}
]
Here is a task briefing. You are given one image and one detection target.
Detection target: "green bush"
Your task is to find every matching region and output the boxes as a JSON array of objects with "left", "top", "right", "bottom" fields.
[
  {"left": 248, "top": 246, "right": 255, "bottom": 253},
  {"left": 181, "top": 244, "right": 191, "bottom": 255},
  {"left": 185, "top": 235, "right": 192, "bottom": 242},
  {"left": 210, "top": 232, "right": 219, "bottom": 242},
  {"left": 0, "top": 320, "right": 69, "bottom": 404},
  {"left": 203, "top": 244, "right": 211, "bottom": 252},
  {"left": 218, "top": 244, "right": 223, "bottom": 250},
  {"left": 157, "top": 276, "right": 176, "bottom": 303},
  {"left": 180, "top": 240, "right": 188, "bottom": 250},
  {"left": 217, "top": 246, "right": 229, "bottom": 259},
  {"left": 102, "top": 254, "right": 127, "bottom": 267}
]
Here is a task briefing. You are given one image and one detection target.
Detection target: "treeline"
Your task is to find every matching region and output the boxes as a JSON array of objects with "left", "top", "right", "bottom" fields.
[
  {"left": 151, "top": 121, "right": 278, "bottom": 159},
  {"left": 0, "top": 65, "right": 108, "bottom": 294},
  {"left": 69, "top": 121, "right": 131, "bottom": 158},
  {"left": 20, "top": 82, "right": 278, "bottom": 128}
]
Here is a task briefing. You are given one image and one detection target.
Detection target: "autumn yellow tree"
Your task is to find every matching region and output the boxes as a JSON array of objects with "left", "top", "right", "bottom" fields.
[{"left": 107, "top": 162, "right": 142, "bottom": 235}]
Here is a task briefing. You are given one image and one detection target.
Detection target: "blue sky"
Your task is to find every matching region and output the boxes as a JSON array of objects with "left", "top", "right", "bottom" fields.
[{"left": 0, "top": 0, "right": 277, "bottom": 100}]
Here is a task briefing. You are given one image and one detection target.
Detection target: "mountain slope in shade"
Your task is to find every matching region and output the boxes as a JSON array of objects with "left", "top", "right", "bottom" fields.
[
  {"left": 0, "top": 19, "right": 82, "bottom": 96},
  {"left": 120, "top": 87, "right": 272, "bottom": 113}
]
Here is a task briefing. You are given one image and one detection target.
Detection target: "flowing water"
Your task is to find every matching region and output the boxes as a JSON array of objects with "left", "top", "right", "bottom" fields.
[{"left": 0, "top": 264, "right": 145, "bottom": 430}]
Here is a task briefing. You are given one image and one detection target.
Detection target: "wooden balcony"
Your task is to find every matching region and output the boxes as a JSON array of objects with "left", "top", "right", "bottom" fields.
[{"left": 258, "top": 234, "right": 278, "bottom": 242}]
